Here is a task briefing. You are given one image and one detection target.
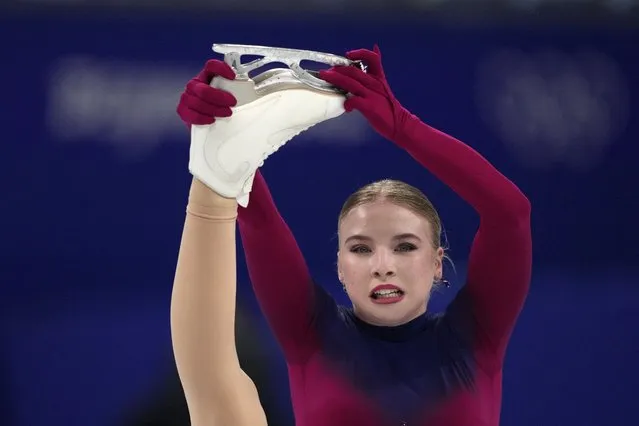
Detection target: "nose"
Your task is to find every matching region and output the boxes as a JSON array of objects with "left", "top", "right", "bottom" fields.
[
  {"left": 371, "top": 250, "right": 396, "bottom": 279},
  {"left": 373, "top": 269, "right": 395, "bottom": 279}
]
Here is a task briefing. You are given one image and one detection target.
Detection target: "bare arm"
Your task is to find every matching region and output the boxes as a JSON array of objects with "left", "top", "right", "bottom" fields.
[{"left": 170, "top": 178, "right": 267, "bottom": 426}]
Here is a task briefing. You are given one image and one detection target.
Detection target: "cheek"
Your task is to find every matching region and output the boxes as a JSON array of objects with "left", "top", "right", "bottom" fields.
[
  {"left": 339, "top": 256, "right": 367, "bottom": 283},
  {"left": 403, "top": 260, "right": 435, "bottom": 297},
  {"left": 405, "top": 256, "right": 436, "bottom": 279}
]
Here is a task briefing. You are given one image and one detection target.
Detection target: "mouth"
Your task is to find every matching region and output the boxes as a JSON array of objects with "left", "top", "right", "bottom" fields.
[{"left": 369, "top": 284, "right": 405, "bottom": 304}]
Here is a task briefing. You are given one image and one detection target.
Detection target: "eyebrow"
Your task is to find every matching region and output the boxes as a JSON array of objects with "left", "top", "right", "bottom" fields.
[{"left": 344, "top": 233, "right": 422, "bottom": 244}]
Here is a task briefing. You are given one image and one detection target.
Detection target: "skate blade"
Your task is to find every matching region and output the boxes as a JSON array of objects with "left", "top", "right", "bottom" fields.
[
  {"left": 250, "top": 68, "right": 343, "bottom": 97},
  {"left": 212, "top": 43, "right": 366, "bottom": 94}
]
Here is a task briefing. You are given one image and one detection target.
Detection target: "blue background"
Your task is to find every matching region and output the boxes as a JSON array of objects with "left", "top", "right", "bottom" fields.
[{"left": 2, "top": 9, "right": 637, "bottom": 426}]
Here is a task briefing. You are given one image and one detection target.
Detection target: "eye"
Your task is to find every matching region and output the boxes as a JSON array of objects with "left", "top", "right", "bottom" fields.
[
  {"left": 349, "top": 245, "right": 371, "bottom": 254},
  {"left": 395, "top": 242, "right": 417, "bottom": 252}
]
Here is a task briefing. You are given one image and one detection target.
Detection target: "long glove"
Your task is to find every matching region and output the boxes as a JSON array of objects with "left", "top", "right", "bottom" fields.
[
  {"left": 176, "top": 59, "right": 237, "bottom": 126},
  {"left": 319, "top": 45, "right": 411, "bottom": 143}
]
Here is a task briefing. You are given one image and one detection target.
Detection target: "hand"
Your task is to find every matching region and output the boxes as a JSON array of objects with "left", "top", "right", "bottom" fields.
[
  {"left": 177, "top": 60, "right": 238, "bottom": 126},
  {"left": 319, "top": 45, "right": 410, "bottom": 142}
]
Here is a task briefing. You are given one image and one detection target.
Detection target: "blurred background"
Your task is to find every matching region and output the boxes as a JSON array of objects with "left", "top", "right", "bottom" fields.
[{"left": 1, "top": 1, "right": 638, "bottom": 425}]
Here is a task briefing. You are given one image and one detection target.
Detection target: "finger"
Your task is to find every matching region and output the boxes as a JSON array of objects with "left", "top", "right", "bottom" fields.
[
  {"left": 331, "top": 66, "right": 384, "bottom": 93},
  {"left": 186, "top": 80, "right": 237, "bottom": 107},
  {"left": 343, "top": 96, "right": 368, "bottom": 113},
  {"left": 180, "top": 92, "right": 233, "bottom": 118},
  {"left": 318, "top": 69, "right": 368, "bottom": 97},
  {"left": 177, "top": 107, "right": 216, "bottom": 126},
  {"left": 345, "top": 48, "right": 383, "bottom": 76},
  {"left": 178, "top": 105, "right": 232, "bottom": 125},
  {"left": 197, "top": 59, "right": 236, "bottom": 83}
]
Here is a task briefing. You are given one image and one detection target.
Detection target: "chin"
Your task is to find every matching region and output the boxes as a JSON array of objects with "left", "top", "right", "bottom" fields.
[
  {"left": 373, "top": 315, "right": 411, "bottom": 327},
  {"left": 362, "top": 301, "right": 421, "bottom": 327}
]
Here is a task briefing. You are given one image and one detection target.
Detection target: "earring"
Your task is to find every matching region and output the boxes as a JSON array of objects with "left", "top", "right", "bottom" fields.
[
  {"left": 435, "top": 277, "right": 450, "bottom": 288},
  {"left": 341, "top": 283, "right": 347, "bottom": 292}
]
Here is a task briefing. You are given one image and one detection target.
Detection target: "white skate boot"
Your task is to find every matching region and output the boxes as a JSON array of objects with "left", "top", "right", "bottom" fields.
[{"left": 189, "top": 44, "right": 366, "bottom": 207}]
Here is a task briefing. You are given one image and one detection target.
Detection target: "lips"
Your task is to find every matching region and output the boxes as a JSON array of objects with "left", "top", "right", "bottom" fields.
[{"left": 370, "top": 284, "right": 405, "bottom": 304}]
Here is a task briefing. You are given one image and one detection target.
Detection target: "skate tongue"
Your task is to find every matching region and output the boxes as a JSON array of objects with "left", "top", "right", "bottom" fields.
[
  {"left": 237, "top": 192, "right": 249, "bottom": 208},
  {"left": 236, "top": 172, "right": 256, "bottom": 207}
]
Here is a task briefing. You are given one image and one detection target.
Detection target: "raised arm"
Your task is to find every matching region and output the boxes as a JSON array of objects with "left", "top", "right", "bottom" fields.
[
  {"left": 237, "top": 171, "right": 317, "bottom": 362},
  {"left": 397, "top": 116, "right": 532, "bottom": 366},
  {"left": 319, "top": 46, "right": 532, "bottom": 367},
  {"left": 170, "top": 179, "right": 267, "bottom": 426},
  {"left": 177, "top": 58, "right": 330, "bottom": 364}
]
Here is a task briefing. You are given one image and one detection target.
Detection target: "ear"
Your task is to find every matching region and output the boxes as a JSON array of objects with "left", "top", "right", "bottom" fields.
[
  {"left": 434, "top": 247, "right": 444, "bottom": 278},
  {"left": 336, "top": 250, "right": 344, "bottom": 282}
]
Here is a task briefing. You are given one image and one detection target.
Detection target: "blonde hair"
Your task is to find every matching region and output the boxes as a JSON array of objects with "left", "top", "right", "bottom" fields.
[
  {"left": 338, "top": 179, "right": 453, "bottom": 278},
  {"left": 339, "top": 180, "right": 441, "bottom": 246}
]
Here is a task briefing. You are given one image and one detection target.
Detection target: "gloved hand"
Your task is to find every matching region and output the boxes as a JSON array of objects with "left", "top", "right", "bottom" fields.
[
  {"left": 176, "top": 57, "right": 346, "bottom": 207},
  {"left": 319, "top": 45, "right": 411, "bottom": 142},
  {"left": 177, "top": 59, "right": 238, "bottom": 126}
]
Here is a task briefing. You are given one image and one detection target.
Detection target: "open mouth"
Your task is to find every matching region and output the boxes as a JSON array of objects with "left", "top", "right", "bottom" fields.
[
  {"left": 370, "top": 289, "right": 405, "bottom": 300},
  {"left": 370, "top": 285, "right": 405, "bottom": 304}
]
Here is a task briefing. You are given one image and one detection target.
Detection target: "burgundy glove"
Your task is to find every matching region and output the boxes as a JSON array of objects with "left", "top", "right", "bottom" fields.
[
  {"left": 318, "top": 45, "right": 411, "bottom": 142},
  {"left": 176, "top": 59, "right": 238, "bottom": 126}
]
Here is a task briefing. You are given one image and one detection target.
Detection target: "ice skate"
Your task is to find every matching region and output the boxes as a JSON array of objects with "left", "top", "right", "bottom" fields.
[{"left": 189, "top": 44, "right": 366, "bottom": 206}]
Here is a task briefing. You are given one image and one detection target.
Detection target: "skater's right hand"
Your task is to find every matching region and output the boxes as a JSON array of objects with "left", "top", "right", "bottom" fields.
[{"left": 177, "top": 59, "right": 238, "bottom": 126}]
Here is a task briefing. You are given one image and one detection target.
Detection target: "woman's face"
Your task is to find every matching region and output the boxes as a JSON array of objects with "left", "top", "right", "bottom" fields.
[{"left": 337, "top": 200, "right": 443, "bottom": 327}]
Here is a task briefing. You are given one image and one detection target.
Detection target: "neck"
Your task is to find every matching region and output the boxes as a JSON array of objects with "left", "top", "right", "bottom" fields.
[
  {"left": 348, "top": 307, "right": 431, "bottom": 342},
  {"left": 352, "top": 304, "right": 427, "bottom": 327}
]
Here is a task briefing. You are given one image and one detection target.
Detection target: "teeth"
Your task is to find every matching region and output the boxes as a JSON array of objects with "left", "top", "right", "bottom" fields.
[{"left": 373, "top": 289, "right": 402, "bottom": 298}]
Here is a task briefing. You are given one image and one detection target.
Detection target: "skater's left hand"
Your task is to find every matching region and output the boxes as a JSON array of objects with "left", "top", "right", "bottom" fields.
[{"left": 319, "top": 45, "right": 410, "bottom": 142}]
